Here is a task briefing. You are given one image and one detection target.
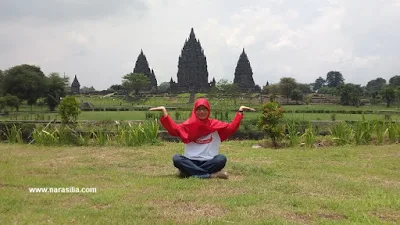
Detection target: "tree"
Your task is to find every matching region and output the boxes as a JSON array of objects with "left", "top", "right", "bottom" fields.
[
  {"left": 108, "top": 84, "right": 126, "bottom": 94},
  {"left": 290, "top": 89, "right": 303, "bottom": 104},
  {"left": 279, "top": 77, "right": 297, "bottom": 103},
  {"left": 326, "top": 71, "right": 344, "bottom": 88},
  {"left": 370, "top": 91, "right": 381, "bottom": 105},
  {"left": 254, "top": 85, "right": 261, "bottom": 93},
  {"left": 45, "top": 73, "right": 69, "bottom": 111},
  {"left": 264, "top": 83, "right": 280, "bottom": 96},
  {"left": 338, "top": 84, "right": 363, "bottom": 106},
  {"left": 157, "top": 82, "right": 170, "bottom": 93},
  {"left": 207, "top": 86, "right": 220, "bottom": 99},
  {"left": 0, "top": 70, "right": 4, "bottom": 95},
  {"left": 122, "top": 73, "right": 150, "bottom": 96},
  {"left": 80, "top": 86, "right": 96, "bottom": 94},
  {"left": 313, "top": 77, "right": 326, "bottom": 91},
  {"left": 216, "top": 79, "right": 240, "bottom": 98},
  {"left": 318, "top": 87, "right": 338, "bottom": 96},
  {"left": 381, "top": 85, "right": 397, "bottom": 107},
  {"left": 2, "top": 64, "right": 46, "bottom": 106},
  {"left": 389, "top": 75, "right": 400, "bottom": 87},
  {"left": 4, "top": 94, "right": 20, "bottom": 111},
  {"left": 366, "top": 78, "right": 386, "bottom": 93},
  {"left": 297, "top": 83, "right": 312, "bottom": 94}
]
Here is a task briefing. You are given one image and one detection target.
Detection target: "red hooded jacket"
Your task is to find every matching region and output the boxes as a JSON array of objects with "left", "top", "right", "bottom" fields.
[{"left": 160, "top": 98, "right": 244, "bottom": 143}]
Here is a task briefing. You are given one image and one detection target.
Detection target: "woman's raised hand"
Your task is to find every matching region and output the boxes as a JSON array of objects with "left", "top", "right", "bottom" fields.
[
  {"left": 149, "top": 106, "right": 166, "bottom": 111},
  {"left": 239, "top": 106, "right": 256, "bottom": 112},
  {"left": 149, "top": 106, "right": 168, "bottom": 116}
]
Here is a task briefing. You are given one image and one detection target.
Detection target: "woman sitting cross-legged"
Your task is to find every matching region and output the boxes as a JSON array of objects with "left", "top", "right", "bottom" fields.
[{"left": 149, "top": 98, "right": 255, "bottom": 179}]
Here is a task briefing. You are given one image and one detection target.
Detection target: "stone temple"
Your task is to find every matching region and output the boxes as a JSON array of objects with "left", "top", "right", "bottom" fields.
[
  {"left": 133, "top": 50, "right": 158, "bottom": 91},
  {"left": 71, "top": 75, "right": 80, "bottom": 94},
  {"left": 233, "top": 48, "right": 256, "bottom": 91},
  {"left": 170, "top": 28, "right": 215, "bottom": 93}
]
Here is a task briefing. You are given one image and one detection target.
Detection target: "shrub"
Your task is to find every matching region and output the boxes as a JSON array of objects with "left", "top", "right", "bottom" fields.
[
  {"left": 257, "top": 100, "right": 285, "bottom": 148},
  {"left": 286, "top": 120, "right": 301, "bottom": 147},
  {"left": 58, "top": 96, "right": 81, "bottom": 124},
  {"left": 302, "top": 123, "right": 316, "bottom": 148}
]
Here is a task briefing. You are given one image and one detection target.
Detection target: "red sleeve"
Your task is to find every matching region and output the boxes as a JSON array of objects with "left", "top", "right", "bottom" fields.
[
  {"left": 218, "top": 112, "right": 244, "bottom": 142},
  {"left": 159, "top": 115, "right": 183, "bottom": 137}
]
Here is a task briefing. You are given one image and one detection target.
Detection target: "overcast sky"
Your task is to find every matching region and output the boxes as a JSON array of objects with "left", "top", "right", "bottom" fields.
[{"left": 1, "top": 0, "right": 399, "bottom": 90}]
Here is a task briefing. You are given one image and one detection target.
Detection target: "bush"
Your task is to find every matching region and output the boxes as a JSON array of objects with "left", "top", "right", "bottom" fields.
[
  {"left": 58, "top": 96, "right": 81, "bottom": 124},
  {"left": 258, "top": 100, "right": 285, "bottom": 148}
]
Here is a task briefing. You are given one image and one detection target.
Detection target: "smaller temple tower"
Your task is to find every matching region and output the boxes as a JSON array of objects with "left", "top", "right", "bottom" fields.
[
  {"left": 233, "top": 48, "right": 256, "bottom": 91},
  {"left": 71, "top": 75, "right": 80, "bottom": 94},
  {"left": 133, "top": 50, "right": 158, "bottom": 91}
]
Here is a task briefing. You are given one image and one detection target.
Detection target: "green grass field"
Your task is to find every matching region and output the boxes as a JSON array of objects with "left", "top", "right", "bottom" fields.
[{"left": 1, "top": 142, "right": 399, "bottom": 224}]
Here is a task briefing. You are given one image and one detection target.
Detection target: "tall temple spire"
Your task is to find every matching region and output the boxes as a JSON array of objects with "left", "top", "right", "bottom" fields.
[
  {"left": 175, "top": 28, "right": 209, "bottom": 93},
  {"left": 189, "top": 27, "right": 196, "bottom": 39}
]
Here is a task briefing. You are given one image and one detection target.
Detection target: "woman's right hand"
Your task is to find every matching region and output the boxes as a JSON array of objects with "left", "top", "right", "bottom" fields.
[{"left": 149, "top": 106, "right": 168, "bottom": 117}]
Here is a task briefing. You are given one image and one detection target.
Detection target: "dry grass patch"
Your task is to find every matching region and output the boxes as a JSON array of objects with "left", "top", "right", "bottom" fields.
[
  {"left": 371, "top": 209, "right": 400, "bottom": 224},
  {"left": 149, "top": 199, "right": 229, "bottom": 222}
]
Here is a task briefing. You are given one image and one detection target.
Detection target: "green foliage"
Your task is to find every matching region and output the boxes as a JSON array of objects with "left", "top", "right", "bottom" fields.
[
  {"left": 290, "top": 89, "right": 303, "bottom": 104},
  {"left": 214, "top": 79, "right": 241, "bottom": 99},
  {"left": 0, "top": 69, "right": 3, "bottom": 95},
  {"left": 122, "top": 73, "right": 150, "bottom": 95},
  {"left": 338, "top": 83, "right": 363, "bottom": 106},
  {"left": 108, "top": 84, "right": 125, "bottom": 94},
  {"left": 313, "top": 76, "right": 326, "bottom": 91},
  {"left": 114, "top": 121, "right": 159, "bottom": 146},
  {"left": 279, "top": 77, "right": 297, "bottom": 103},
  {"left": 374, "top": 121, "right": 388, "bottom": 145},
  {"left": 1, "top": 124, "right": 23, "bottom": 144},
  {"left": 389, "top": 75, "right": 400, "bottom": 86},
  {"left": 381, "top": 85, "right": 397, "bottom": 107},
  {"left": 32, "top": 129, "right": 59, "bottom": 145},
  {"left": 91, "top": 128, "right": 109, "bottom": 146},
  {"left": 387, "top": 122, "right": 400, "bottom": 143},
  {"left": 174, "top": 111, "right": 182, "bottom": 120},
  {"left": 2, "top": 64, "right": 47, "bottom": 105},
  {"left": 58, "top": 96, "right": 81, "bottom": 124},
  {"left": 45, "top": 72, "right": 69, "bottom": 111},
  {"left": 296, "top": 83, "right": 312, "bottom": 94},
  {"left": 258, "top": 100, "right": 285, "bottom": 148},
  {"left": 286, "top": 120, "right": 301, "bottom": 147},
  {"left": 366, "top": 77, "right": 386, "bottom": 93},
  {"left": 157, "top": 82, "right": 170, "bottom": 92},
  {"left": 318, "top": 86, "right": 338, "bottom": 96},
  {"left": 80, "top": 86, "right": 96, "bottom": 94},
  {"left": 352, "top": 117, "right": 374, "bottom": 145},
  {"left": 30, "top": 120, "right": 160, "bottom": 147},
  {"left": 330, "top": 122, "right": 354, "bottom": 145},
  {"left": 326, "top": 71, "right": 344, "bottom": 88},
  {"left": 301, "top": 123, "right": 316, "bottom": 148},
  {"left": 0, "top": 94, "right": 20, "bottom": 113}
]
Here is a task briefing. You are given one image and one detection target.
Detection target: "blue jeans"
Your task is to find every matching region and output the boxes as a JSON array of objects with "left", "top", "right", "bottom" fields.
[{"left": 172, "top": 154, "right": 227, "bottom": 179}]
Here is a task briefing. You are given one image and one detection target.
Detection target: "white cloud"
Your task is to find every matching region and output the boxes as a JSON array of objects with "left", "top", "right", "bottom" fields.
[{"left": 0, "top": 0, "right": 400, "bottom": 89}]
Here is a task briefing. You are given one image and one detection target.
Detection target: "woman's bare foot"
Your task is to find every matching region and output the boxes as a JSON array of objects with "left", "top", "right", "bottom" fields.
[{"left": 210, "top": 170, "right": 228, "bottom": 179}]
